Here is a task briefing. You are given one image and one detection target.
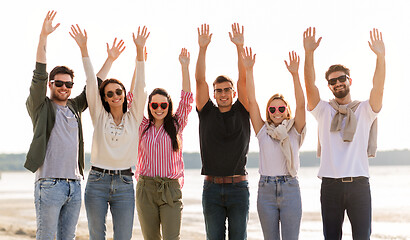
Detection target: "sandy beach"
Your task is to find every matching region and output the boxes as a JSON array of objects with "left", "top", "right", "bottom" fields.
[{"left": 1, "top": 167, "right": 410, "bottom": 239}]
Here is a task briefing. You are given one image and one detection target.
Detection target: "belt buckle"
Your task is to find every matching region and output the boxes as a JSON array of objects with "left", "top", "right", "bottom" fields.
[{"left": 342, "top": 177, "right": 353, "bottom": 183}]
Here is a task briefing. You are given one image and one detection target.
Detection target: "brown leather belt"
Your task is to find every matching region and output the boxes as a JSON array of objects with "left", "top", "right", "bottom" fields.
[{"left": 205, "top": 175, "right": 247, "bottom": 184}]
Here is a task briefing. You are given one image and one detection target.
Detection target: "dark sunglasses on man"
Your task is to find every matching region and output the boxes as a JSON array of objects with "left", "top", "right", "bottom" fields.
[
  {"left": 327, "top": 75, "right": 349, "bottom": 86},
  {"left": 106, "top": 88, "right": 123, "bottom": 98},
  {"left": 50, "top": 80, "right": 74, "bottom": 89}
]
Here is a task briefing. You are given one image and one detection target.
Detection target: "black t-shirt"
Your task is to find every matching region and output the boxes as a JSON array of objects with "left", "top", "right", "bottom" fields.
[{"left": 197, "top": 99, "right": 250, "bottom": 176}]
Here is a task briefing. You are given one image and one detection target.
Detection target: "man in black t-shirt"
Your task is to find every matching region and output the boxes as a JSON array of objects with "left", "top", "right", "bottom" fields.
[{"left": 195, "top": 23, "right": 251, "bottom": 240}]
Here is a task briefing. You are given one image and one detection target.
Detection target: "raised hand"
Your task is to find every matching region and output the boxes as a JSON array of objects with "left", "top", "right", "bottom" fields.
[
  {"left": 242, "top": 47, "right": 255, "bottom": 70},
  {"left": 303, "top": 27, "right": 322, "bottom": 52},
  {"left": 229, "top": 23, "right": 244, "bottom": 47},
  {"left": 41, "top": 10, "right": 60, "bottom": 37},
  {"left": 179, "top": 48, "right": 190, "bottom": 67},
  {"left": 133, "top": 26, "right": 150, "bottom": 49},
  {"left": 69, "top": 24, "right": 87, "bottom": 50},
  {"left": 285, "top": 51, "right": 300, "bottom": 75},
  {"left": 197, "top": 24, "right": 212, "bottom": 48},
  {"left": 107, "top": 38, "right": 126, "bottom": 61},
  {"left": 368, "top": 28, "right": 385, "bottom": 57}
]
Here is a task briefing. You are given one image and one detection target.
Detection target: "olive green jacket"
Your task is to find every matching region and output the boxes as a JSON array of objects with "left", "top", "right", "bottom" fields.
[{"left": 25, "top": 62, "right": 88, "bottom": 176}]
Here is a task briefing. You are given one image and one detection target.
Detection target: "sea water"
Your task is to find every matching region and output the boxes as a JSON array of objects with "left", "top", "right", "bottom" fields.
[{"left": 1, "top": 166, "right": 409, "bottom": 239}]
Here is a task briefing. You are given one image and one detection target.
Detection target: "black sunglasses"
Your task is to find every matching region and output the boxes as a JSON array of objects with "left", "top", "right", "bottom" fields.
[
  {"left": 50, "top": 80, "right": 74, "bottom": 88},
  {"left": 328, "top": 75, "right": 349, "bottom": 86},
  {"left": 106, "top": 88, "right": 123, "bottom": 98},
  {"left": 269, "top": 105, "right": 287, "bottom": 114},
  {"left": 150, "top": 102, "right": 169, "bottom": 110}
]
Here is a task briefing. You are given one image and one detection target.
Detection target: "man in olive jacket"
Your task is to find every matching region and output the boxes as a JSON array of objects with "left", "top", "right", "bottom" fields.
[{"left": 25, "top": 11, "right": 87, "bottom": 240}]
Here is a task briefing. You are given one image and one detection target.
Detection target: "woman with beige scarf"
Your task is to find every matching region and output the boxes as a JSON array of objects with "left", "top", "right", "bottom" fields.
[{"left": 242, "top": 48, "right": 306, "bottom": 240}]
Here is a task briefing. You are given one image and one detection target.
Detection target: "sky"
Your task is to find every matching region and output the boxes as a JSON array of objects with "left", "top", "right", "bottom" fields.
[{"left": 1, "top": 0, "right": 409, "bottom": 154}]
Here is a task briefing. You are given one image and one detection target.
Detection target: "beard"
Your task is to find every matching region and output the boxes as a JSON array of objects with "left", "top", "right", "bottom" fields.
[{"left": 332, "top": 85, "right": 350, "bottom": 99}]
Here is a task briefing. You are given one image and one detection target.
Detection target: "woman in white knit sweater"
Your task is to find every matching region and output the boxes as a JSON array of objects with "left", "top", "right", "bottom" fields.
[{"left": 70, "top": 24, "right": 149, "bottom": 240}]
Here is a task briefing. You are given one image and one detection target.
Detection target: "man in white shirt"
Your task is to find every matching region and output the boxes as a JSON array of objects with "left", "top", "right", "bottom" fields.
[{"left": 303, "top": 27, "right": 385, "bottom": 239}]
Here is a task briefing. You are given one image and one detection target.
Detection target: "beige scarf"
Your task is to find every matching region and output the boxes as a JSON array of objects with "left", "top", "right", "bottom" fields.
[
  {"left": 317, "top": 100, "right": 377, "bottom": 157},
  {"left": 265, "top": 119, "right": 305, "bottom": 177}
]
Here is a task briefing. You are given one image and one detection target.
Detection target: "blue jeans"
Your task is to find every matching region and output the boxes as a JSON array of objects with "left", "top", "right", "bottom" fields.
[
  {"left": 34, "top": 178, "right": 81, "bottom": 240},
  {"left": 85, "top": 169, "right": 135, "bottom": 240},
  {"left": 202, "top": 180, "right": 249, "bottom": 240},
  {"left": 257, "top": 175, "right": 302, "bottom": 240},
  {"left": 321, "top": 177, "right": 372, "bottom": 240}
]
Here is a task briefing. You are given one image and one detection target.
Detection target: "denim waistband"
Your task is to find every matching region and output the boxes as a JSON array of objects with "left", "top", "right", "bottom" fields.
[
  {"left": 260, "top": 175, "right": 295, "bottom": 183},
  {"left": 38, "top": 177, "right": 80, "bottom": 182}
]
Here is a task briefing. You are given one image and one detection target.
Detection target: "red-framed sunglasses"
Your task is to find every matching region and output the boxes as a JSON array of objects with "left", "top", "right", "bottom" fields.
[
  {"left": 150, "top": 102, "right": 168, "bottom": 110},
  {"left": 269, "top": 105, "right": 287, "bottom": 114}
]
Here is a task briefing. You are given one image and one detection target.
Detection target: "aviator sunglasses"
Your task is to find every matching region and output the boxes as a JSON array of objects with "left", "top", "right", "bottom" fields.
[
  {"left": 50, "top": 80, "right": 74, "bottom": 89},
  {"left": 106, "top": 88, "right": 123, "bottom": 98},
  {"left": 150, "top": 102, "right": 169, "bottom": 110},
  {"left": 328, "top": 75, "right": 349, "bottom": 86},
  {"left": 269, "top": 105, "right": 287, "bottom": 114}
]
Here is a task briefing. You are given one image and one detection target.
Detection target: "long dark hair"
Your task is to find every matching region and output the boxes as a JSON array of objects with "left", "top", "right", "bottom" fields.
[
  {"left": 99, "top": 78, "right": 128, "bottom": 113},
  {"left": 142, "top": 88, "right": 180, "bottom": 151}
]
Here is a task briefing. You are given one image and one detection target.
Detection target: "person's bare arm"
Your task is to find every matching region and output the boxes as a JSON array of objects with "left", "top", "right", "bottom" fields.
[
  {"left": 229, "top": 23, "right": 248, "bottom": 110},
  {"left": 243, "top": 47, "right": 264, "bottom": 134},
  {"left": 195, "top": 24, "right": 212, "bottom": 111},
  {"left": 285, "top": 51, "right": 305, "bottom": 133},
  {"left": 303, "top": 27, "right": 322, "bottom": 110},
  {"left": 368, "top": 28, "right": 386, "bottom": 113}
]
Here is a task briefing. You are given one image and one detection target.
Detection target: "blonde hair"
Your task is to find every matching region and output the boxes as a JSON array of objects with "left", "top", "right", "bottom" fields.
[{"left": 265, "top": 93, "right": 291, "bottom": 124}]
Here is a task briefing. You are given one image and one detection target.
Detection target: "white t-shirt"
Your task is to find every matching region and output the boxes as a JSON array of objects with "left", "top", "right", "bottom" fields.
[
  {"left": 256, "top": 124, "right": 303, "bottom": 176},
  {"left": 310, "top": 100, "right": 377, "bottom": 178}
]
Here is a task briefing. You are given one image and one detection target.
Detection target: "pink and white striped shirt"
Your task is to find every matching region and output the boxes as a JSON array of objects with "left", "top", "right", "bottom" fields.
[{"left": 129, "top": 90, "right": 193, "bottom": 188}]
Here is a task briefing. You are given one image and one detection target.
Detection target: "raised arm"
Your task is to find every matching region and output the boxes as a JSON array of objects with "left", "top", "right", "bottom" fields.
[
  {"left": 129, "top": 26, "right": 150, "bottom": 93},
  {"left": 179, "top": 48, "right": 191, "bottom": 92},
  {"left": 27, "top": 11, "right": 60, "bottom": 118},
  {"left": 37, "top": 10, "right": 60, "bottom": 64},
  {"left": 242, "top": 47, "right": 264, "bottom": 134},
  {"left": 285, "top": 51, "right": 305, "bottom": 133},
  {"left": 70, "top": 25, "right": 100, "bottom": 123},
  {"left": 96, "top": 38, "right": 126, "bottom": 81},
  {"left": 303, "top": 27, "right": 322, "bottom": 110},
  {"left": 368, "top": 28, "right": 385, "bottom": 113},
  {"left": 69, "top": 24, "right": 88, "bottom": 57},
  {"left": 129, "top": 26, "right": 149, "bottom": 123},
  {"left": 195, "top": 24, "right": 212, "bottom": 111},
  {"left": 229, "top": 23, "right": 248, "bottom": 110}
]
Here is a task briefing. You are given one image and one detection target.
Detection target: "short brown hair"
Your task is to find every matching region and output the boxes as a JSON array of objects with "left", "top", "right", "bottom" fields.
[
  {"left": 49, "top": 66, "right": 74, "bottom": 82},
  {"left": 325, "top": 64, "right": 350, "bottom": 80},
  {"left": 213, "top": 75, "right": 234, "bottom": 88}
]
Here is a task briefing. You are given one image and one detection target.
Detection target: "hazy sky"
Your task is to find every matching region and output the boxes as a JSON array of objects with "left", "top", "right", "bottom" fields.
[{"left": 1, "top": 0, "right": 409, "bottom": 154}]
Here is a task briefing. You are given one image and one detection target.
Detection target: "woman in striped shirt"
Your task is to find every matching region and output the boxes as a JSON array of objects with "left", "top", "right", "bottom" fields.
[{"left": 131, "top": 48, "right": 193, "bottom": 239}]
